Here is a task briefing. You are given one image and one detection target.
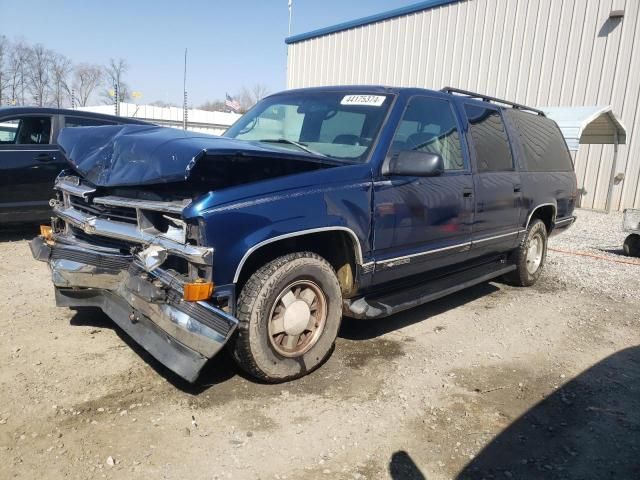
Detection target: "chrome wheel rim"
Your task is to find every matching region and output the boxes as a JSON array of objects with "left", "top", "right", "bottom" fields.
[
  {"left": 526, "top": 233, "right": 544, "bottom": 274},
  {"left": 267, "top": 280, "right": 328, "bottom": 358}
]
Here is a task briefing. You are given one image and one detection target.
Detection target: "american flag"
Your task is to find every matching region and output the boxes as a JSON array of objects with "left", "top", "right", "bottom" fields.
[{"left": 225, "top": 93, "right": 241, "bottom": 113}]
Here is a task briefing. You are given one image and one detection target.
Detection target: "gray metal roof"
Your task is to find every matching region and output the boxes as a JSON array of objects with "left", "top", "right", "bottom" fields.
[{"left": 540, "top": 106, "right": 627, "bottom": 151}]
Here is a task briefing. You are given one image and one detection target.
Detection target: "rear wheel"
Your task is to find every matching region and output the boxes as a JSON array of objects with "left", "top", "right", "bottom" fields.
[
  {"left": 503, "top": 218, "right": 548, "bottom": 287},
  {"left": 623, "top": 234, "right": 640, "bottom": 257},
  {"left": 232, "top": 252, "right": 342, "bottom": 382}
]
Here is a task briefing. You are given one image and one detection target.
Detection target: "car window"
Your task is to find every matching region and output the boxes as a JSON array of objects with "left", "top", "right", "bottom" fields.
[
  {"left": 0, "top": 120, "right": 19, "bottom": 143},
  {"left": 65, "top": 116, "right": 116, "bottom": 128},
  {"left": 0, "top": 116, "right": 52, "bottom": 145},
  {"left": 224, "top": 92, "right": 392, "bottom": 162},
  {"left": 464, "top": 104, "right": 514, "bottom": 172},
  {"left": 391, "top": 96, "right": 465, "bottom": 171},
  {"left": 505, "top": 109, "right": 573, "bottom": 172}
]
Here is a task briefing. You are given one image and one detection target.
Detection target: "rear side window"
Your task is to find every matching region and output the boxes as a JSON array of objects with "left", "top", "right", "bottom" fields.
[
  {"left": 505, "top": 110, "right": 573, "bottom": 172},
  {"left": 464, "top": 104, "right": 513, "bottom": 172},
  {"left": 65, "top": 116, "right": 116, "bottom": 127}
]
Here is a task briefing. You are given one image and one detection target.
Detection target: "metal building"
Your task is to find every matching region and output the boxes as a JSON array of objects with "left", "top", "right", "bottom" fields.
[{"left": 285, "top": 0, "right": 640, "bottom": 211}]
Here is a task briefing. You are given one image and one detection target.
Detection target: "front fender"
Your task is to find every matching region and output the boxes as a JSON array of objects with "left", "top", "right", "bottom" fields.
[{"left": 193, "top": 179, "right": 373, "bottom": 286}]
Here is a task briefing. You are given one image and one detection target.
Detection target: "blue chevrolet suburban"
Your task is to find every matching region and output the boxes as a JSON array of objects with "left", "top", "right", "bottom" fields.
[{"left": 30, "top": 86, "right": 577, "bottom": 383}]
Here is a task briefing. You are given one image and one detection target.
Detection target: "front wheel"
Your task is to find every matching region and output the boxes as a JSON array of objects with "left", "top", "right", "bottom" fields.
[
  {"left": 232, "top": 252, "right": 343, "bottom": 382},
  {"left": 503, "top": 219, "right": 548, "bottom": 287}
]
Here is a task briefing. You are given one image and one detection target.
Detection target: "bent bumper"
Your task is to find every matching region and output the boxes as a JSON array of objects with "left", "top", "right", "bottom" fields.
[{"left": 30, "top": 235, "right": 238, "bottom": 382}]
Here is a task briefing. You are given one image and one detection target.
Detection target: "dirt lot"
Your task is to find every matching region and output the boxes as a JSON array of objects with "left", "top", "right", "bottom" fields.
[{"left": 1, "top": 209, "right": 639, "bottom": 480}]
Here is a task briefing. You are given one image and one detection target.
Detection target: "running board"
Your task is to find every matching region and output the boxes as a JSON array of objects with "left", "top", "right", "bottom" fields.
[{"left": 345, "top": 262, "right": 516, "bottom": 319}]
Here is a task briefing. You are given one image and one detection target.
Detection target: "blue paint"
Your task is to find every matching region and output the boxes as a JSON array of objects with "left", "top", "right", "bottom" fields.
[{"left": 285, "top": 0, "right": 461, "bottom": 44}]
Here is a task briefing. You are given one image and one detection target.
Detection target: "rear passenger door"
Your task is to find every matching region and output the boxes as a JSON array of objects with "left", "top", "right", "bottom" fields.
[
  {"left": 463, "top": 104, "right": 522, "bottom": 255},
  {"left": 0, "top": 114, "right": 64, "bottom": 223}
]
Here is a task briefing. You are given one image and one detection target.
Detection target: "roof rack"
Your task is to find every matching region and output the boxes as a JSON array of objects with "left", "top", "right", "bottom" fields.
[{"left": 441, "top": 87, "right": 546, "bottom": 116}]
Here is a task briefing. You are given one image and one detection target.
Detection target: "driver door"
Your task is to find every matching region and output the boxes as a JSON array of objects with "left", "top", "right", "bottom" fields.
[{"left": 372, "top": 95, "right": 474, "bottom": 284}]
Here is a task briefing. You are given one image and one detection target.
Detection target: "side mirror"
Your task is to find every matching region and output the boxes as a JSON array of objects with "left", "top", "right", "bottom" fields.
[{"left": 383, "top": 150, "right": 445, "bottom": 177}]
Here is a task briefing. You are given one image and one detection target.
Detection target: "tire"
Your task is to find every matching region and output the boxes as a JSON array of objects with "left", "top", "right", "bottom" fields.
[
  {"left": 623, "top": 234, "right": 640, "bottom": 257},
  {"left": 232, "top": 252, "right": 343, "bottom": 382},
  {"left": 503, "top": 219, "right": 548, "bottom": 287}
]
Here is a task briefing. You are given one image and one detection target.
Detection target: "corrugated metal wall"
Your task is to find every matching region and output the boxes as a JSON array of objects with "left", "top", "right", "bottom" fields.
[{"left": 287, "top": 0, "right": 640, "bottom": 211}]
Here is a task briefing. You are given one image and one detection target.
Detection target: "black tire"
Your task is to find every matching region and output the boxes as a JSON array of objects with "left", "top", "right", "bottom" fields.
[
  {"left": 503, "top": 219, "right": 548, "bottom": 287},
  {"left": 232, "top": 252, "right": 342, "bottom": 382},
  {"left": 623, "top": 234, "right": 640, "bottom": 257}
]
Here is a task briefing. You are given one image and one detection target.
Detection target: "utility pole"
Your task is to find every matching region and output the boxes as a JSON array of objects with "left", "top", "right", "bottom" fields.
[{"left": 183, "top": 48, "right": 188, "bottom": 130}]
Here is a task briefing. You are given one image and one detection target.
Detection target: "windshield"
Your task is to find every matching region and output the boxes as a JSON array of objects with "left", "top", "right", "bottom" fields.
[{"left": 224, "top": 91, "right": 393, "bottom": 162}]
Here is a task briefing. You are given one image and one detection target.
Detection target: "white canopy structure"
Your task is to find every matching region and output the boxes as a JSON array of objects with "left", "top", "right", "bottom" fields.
[
  {"left": 541, "top": 106, "right": 627, "bottom": 151},
  {"left": 540, "top": 106, "right": 627, "bottom": 212}
]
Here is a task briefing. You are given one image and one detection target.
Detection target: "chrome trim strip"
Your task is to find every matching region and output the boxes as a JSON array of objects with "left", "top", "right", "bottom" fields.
[
  {"left": 526, "top": 203, "right": 557, "bottom": 229},
  {"left": 377, "top": 241, "right": 472, "bottom": 266},
  {"left": 554, "top": 217, "right": 574, "bottom": 226},
  {"left": 54, "top": 205, "right": 213, "bottom": 265},
  {"left": 56, "top": 175, "right": 97, "bottom": 198},
  {"left": 0, "top": 149, "right": 59, "bottom": 152},
  {"left": 232, "top": 227, "right": 366, "bottom": 283},
  {"left": 472, "top": 230, "right": 520, "bottom": 244},
  {"left": 94, "top": 196, "right": 190, "bottom": 214}
]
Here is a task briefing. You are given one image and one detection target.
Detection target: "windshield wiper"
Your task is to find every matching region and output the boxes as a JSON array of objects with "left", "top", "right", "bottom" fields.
[{"left": 258, "top": 138, "right": 326, "bottom": 157}]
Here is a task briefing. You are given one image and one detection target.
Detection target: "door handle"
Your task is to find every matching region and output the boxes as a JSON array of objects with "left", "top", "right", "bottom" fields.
[
  {"left": 463, "top": 188, "right": 473, "bottom": 198},
  {"left": 35, "top": 153, "right": 55, "bottom": 162},
  {"left": 513, "top": 184, "right": 521, "bottom": 193}
]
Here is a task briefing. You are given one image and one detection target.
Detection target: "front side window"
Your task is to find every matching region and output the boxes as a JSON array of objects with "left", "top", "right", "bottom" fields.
[
  {"left": 224, "top": 92, "right": 393, "bottom": 162},
  {"left": 0, "top": 116, "right": 52, "bottom": 145},
  {"left": 464, "top": 104, "right": 514, "bottom": 172},
  {"left": 391, "top": 96, "right": 465, "bottom": 171}
]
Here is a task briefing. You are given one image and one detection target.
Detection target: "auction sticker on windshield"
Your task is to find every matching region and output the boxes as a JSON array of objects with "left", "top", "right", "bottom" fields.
[{"left": 341, "top": 95, "right": 386, "bottom": 107}]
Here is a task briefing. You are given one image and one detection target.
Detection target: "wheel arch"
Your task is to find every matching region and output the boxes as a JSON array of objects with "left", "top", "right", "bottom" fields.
[
  {"left": 526, "top": 203, "right": 557, "bottom": 233},
  {"left": 233, "top": 227, "right": 365, "bottom": 297}
]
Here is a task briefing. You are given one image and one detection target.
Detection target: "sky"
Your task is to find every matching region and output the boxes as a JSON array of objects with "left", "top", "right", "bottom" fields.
[{"left": 0, "top": 0, "right": 419, "bottom": 106}]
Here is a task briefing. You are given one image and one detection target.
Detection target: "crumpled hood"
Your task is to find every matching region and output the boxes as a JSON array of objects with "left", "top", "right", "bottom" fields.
[{"left": 57, "top": 124, "right": 334, "bottom": 187}]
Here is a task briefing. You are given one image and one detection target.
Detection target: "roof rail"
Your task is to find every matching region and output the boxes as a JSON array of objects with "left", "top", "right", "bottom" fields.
[{"left": 441, "top": 87, "right": 546, "bottom": 116}]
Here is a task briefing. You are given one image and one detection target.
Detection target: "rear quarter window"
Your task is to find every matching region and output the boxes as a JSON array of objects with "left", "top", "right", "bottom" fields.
[{"left": 506, "top": 110, "right": 573, "bottom": 172}]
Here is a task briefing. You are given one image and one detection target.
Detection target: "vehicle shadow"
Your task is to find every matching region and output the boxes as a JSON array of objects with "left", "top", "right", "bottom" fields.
[
  {"left": 69, "top": 307, "right": 239, "bottom": 393},
  {"left": 0, "top": 226, "right": 37, "bottom": 242},
  {"left": 339, "top": 282, "right": 499, "bottom": 341},
  {"left": 68, "top": 281, "right": 501, "bottom": 394},
  {"left": 456, "top": 346, "right": 640, "bottom": 479}
]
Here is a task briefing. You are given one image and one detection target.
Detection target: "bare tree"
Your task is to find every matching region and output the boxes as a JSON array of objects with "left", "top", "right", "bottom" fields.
[
  {"left": 8, "top": 41, "right": 31, "bottom": 105},
  {"left": 0, "top": 36, "right": 9, "bottom": 106},
  {"left": 26, "top": 43, "right": 52, "bottom": 106},
  {"left": 50, "top": 53, "right": 72, "bottom": 108},
  {"left": 101, "top": 58, "right": 130, "bottom": 104},
  {"left": 67, "top": 64, "right": 102, "bottom": 106},
  {"left": 236, "top": 83, "right": 270, "bottom": 111}
]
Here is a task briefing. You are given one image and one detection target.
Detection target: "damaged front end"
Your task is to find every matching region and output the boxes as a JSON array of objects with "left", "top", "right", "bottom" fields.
[{"left": 31, "top": 172, "right": 237, "bottom": 382}]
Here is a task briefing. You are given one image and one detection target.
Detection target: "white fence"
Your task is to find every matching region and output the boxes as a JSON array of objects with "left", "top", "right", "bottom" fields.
[{"left": 79, "top": 103, "right": 241, "bottom": 135}]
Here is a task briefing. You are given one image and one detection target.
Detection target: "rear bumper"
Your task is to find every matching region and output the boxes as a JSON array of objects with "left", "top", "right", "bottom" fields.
[{"left": 30, "top": 235, "right": 238, "bottom": 382}]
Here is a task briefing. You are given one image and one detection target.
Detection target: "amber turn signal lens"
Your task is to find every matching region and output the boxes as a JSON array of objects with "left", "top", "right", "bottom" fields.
[
  {"left": 40, "top": 225, "right": 53, "bottom": 240},
  {"left": 183, "top": 280, "right": 214, "bottom": 301}
]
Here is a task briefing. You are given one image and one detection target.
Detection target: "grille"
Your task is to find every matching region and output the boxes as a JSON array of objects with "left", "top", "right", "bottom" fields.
[
  {"left": 69, "top": 196, "right": 137, "bottom": 224},
  {"left": 51, "top": 246, "right": 132, "bottom": 270}
]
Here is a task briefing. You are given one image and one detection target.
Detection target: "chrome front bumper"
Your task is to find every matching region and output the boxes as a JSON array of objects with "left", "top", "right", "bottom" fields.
[{"left": 30, "top": 235, "right": 238, "bottom": 382}]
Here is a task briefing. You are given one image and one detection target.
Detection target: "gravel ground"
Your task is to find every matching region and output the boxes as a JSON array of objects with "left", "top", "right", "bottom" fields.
[
  {"left": 1, "top": 213, "right": 639, "bottom": 480},
  {"left": 546, "top": 208, "right": 640, "bottom": 300}
]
